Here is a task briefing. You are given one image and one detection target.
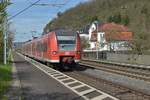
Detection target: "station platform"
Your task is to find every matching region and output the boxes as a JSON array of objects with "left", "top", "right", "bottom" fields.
[
  {"left": 9, "top": 52, "right": 119, "bottom": 100},
  {"left": 12, "top": 52, "right": 84, "bottom": 100}
]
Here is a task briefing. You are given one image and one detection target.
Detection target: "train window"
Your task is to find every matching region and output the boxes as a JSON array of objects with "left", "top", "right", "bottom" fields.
[
  {"left": 42, "top": 43, "right": 47, "bottom": 52},
  {"left": 36, "top": 43, "right": 40, "bottom": 51},
  {"left": 57, "top": 36, "right": 76, "bottom": 51},
  {"left": 57, "top": 36, "right": 75, "bottom": 40},
  {"left": 58, "top": 40, "right": 75, "bottom": 44},
  {"left": 56, "top": 31, "right": 77, "bottom": 51},
  {"left": 36, "top": 42, "right": 47, "bottom": 52}
]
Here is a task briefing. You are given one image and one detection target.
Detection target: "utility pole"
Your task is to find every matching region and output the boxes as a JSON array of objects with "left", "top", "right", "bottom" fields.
[
  {"left": 3, "top": 14, "right": 7, "bottom": 64},
  {"left": 93, "top": 21, "right": 99, "bottom": 59},
  {"left": 2, "top": 0, "right": 7, "bottom": 64}
]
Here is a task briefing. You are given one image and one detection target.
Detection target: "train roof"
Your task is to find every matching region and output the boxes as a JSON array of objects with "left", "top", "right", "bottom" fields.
[
  {"left": 24, "top": 29, "right": 77, "bottom": 44},
  {"left": 55, "top": 29, "right": 77, "bottom": 36}
]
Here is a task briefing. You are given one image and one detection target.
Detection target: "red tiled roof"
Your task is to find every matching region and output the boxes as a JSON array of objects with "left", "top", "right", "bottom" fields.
[
  {"left": 105, "top": 32, "right": 133, "bottom": 41},
  {"left": 99, "top": 22, "right": 129, "bottom": 32},
  {"left": 90, "top": 22, "right": 133, "bottom": 42}
]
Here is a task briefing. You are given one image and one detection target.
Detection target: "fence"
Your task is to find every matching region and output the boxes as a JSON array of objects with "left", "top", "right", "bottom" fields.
[
  {"left": 82, "top": 51, "right": 150, "bottom": 65},
  {"left": 82, "top": 51, "right": 107, "bottom": 60}
]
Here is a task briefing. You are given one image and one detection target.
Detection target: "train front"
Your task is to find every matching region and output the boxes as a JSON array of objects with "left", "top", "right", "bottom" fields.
[{"left": 56, "top": 30, "right": 81, "bottom": 67}]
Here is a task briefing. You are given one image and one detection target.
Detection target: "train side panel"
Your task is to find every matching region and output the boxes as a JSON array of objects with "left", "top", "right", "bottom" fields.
[
  {"left": 75, "top": 33, "right": 81, "bottom": 62},
  {"left": 48, "top": 32, "right": 59, "bottom": 63}
]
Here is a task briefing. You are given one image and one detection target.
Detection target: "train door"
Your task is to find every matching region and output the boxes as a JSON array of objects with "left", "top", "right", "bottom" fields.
[{"left": 42, "top": 35, "right": 48, "bottom": 61}]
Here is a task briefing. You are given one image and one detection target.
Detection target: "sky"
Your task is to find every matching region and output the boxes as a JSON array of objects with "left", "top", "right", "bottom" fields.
[{"left": 7, "top": 0, "right": 89, "bottom": 42}]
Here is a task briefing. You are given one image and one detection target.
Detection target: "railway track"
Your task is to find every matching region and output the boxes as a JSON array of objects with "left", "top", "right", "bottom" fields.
[
  {"left": 80, "top": 60, "right": 150, "bottom": 82},
  {"left": 63, "top": 68, "right": 150, "bottom": 100},
  {"left": 31, "top": 58, "right": 150, "bottom": 100}
]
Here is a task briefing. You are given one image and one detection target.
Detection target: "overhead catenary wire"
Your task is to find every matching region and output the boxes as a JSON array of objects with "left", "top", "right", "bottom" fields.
[
  {"left": 32, "top": 3, "right": 65, "bottom": 7},
  {"left": 56, "top": 0, "right": 71, "bottom": 12},
  {"left": 8, "top": 0, "right": 41, "bottom": 20},
  {"left": 32, "top": 0, "right": 70, "bottom": 11},
  {"left": 43, "top": 0, "right": 70, "bottom": 31},
  {"left": 8, "top": 0, "right": 71, "bottom": 20}
]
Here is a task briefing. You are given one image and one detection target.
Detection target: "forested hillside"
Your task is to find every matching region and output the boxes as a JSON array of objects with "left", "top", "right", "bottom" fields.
[
  {"left": 44, "top": 0, "right": 150, "bottom": 33},
  {"left": 43, "top": 0, "right": 150, "bottom": 54}
]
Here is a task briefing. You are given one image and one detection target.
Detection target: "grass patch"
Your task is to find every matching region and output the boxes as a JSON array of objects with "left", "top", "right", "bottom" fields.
[{"left": 0, "top": 63, "right": 12, "bottom": 99}]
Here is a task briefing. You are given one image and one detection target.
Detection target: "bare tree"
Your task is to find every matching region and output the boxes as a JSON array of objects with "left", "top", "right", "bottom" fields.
[
  {"left": 131, "top": 31, "right": 150, "bottom": 55},
  {"left": 81, "top": 37, "right": 90, "bottom": 50}
]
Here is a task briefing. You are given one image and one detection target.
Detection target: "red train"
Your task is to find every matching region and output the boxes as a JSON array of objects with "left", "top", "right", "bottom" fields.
[{"left": 21, "top": 29, "right": 81, "bottom": 69}]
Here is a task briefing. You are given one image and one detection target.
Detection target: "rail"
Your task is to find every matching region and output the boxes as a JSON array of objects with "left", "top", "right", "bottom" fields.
[{"left": 80, "top": 59, "right": 150, "bottom": 82}]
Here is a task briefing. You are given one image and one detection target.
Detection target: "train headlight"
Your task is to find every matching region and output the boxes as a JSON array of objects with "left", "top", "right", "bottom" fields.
[
  {"left": 76, "top": 51, "right": 81, "bottom": 54},
  {"left": 52, "top": 51, "right": 58, "bottom": 55}
]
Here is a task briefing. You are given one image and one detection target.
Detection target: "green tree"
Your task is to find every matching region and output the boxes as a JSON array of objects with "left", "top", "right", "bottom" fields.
[
  {"left": 0, "top": 0, "right": 11, "bottom": 62},
  {"left": 122, "top": 15, "right": 130, "bottom": 26},
  {"left": 107, "top": 16, "right": 114, "bottom": 22},
  {"left": 57, "top": 12, "right": 63, "bottom": 18},
  {"left": 113, "top": 13, "right": 121, "bottom": 23},
  {"left": 90, "top": 15, "right": 99, "bottom": 23},
  {"left": 107, "top": 13, "right": 121, "bottom": 24}
]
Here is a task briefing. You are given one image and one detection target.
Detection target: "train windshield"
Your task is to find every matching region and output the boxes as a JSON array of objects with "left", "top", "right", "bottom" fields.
[{"left": 57, "top": 35, "right": 76, "bottom": 51}]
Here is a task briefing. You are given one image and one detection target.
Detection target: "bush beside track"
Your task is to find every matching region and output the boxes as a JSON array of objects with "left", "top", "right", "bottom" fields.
[
  {"left": 0, "top": 64, "right": 12, "bottom": 99},
  {"left": 0, "top": 51, "right": 13, "bottom": 99}
]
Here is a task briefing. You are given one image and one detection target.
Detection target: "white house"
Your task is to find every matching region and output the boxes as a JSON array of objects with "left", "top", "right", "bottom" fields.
[
  {"left": 88, "top": 22, "right": 109, "bottom": 51},
  {"left": 88, "top": 22, "right": 133, "bottom": 51}
]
